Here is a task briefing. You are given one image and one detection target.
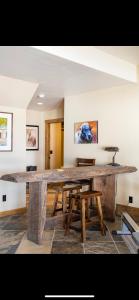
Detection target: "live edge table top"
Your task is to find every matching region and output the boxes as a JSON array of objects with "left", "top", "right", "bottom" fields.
[{"left": 0, "top": 165, "right": 137, "bottom": 184}]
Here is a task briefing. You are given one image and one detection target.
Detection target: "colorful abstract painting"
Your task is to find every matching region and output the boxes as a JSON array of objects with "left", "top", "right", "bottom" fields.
[
  {"left": 0, "top": 118, "right": 8, "bottom": 146},
  {"left": 0, "top": 112, "right": 13, "bottom": 151},
  {"left": 74, "top": 121, "right": 98, "bottom": 144}
]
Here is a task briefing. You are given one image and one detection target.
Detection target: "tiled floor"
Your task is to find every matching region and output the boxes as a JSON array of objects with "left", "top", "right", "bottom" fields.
[
  {"left": 0, "top": 210, "right": 131, "bottom": 254},
  {"left": 0, "top": 191, "right": 132, "bottom": 254}
]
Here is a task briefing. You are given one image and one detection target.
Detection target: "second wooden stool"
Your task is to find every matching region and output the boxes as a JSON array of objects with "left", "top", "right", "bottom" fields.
[
  {"left": 65, "top": 190, "right": 106, "bottom": 243},
  {"left": 52, "top": 183, "right": 82, "bottom": 216}
]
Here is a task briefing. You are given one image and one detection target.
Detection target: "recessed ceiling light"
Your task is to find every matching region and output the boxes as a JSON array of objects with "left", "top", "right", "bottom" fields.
[
  {"left": 38, "top": 93, "right": 45, "bottom": 98},
  {"left": 37, "top": 102, "right": 43, "bottom": 105}
]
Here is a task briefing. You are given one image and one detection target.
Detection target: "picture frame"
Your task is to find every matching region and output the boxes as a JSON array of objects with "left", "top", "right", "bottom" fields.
[
  {"left": 74, "top": 120, "right": 98, "bottom": 144},
  {"left": 0, "top": 112, "right": 13, "bottom": 152},
  {"left": 26, "top": 125, "right": 39, "bottom": 151}
]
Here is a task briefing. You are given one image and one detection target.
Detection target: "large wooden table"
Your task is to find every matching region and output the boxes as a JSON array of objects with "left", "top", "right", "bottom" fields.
[{"left": 0, "top": 165, "right": 137, "bottom": 245}]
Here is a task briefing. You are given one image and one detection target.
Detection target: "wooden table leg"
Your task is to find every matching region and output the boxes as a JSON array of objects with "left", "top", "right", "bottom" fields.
[
  {"left": 93, "top": 175, "right": 116, "bottom": 221},
  {"left": 27, "top": 181, "right": 47, "bottom": 245}
]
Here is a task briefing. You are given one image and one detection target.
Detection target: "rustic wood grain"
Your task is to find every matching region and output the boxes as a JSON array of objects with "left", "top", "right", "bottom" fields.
[
  {"left": 96, "top": 195, "right": 106, "bottom": 235},
  {"left": 0, "top": 165, "right": 137, "bottom": 183},
  {"left": 27, "top": 181, "right": 47, "bottom": 244},
  {"left": 81, "top": 198, "right": 86, "bottom": 243},
  {"left": 93, "top": 175, "right": 116, "bottom": 221},
  {"left": 0, "top": 165, "right": 137, "bottom": 245}
]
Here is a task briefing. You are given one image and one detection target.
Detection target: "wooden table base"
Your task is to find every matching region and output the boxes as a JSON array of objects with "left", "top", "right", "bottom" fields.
[
  {"left": 93, "top": 175, "right": 116, "bottom": 222},
  {"left": 1, "top": 165, "right": 137, "bottom": 245},
  {"left": 27, "top": 181, "right": 47, "bottom": 244},
  {"left": 27, "top": 176, "right": 116, "bottom": 244}
]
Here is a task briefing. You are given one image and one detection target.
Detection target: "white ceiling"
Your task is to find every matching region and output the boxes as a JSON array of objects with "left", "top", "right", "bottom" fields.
[
  {"left": 0, "top": 46, "right": 136, "bottom": 111},
  {"left": 95, "top": 46, "right": 139, "bottom": 65}
]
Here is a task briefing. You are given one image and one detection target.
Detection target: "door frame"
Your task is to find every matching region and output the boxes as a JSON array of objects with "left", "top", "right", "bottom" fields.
[{"left": 45, "top": 118, "right": 64, "bottom": 169}]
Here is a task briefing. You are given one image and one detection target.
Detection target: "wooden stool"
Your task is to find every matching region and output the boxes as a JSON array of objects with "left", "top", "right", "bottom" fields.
[
  {"left": 51, "top": 184, "right": 82, "bottom": 217},
  {"left": 65, "top": 190, "right": 106, "bottom": 243}
]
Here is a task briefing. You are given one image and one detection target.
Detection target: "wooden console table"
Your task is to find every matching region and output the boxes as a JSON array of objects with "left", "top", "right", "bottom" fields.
[{"left": 0, "top": 165, "right": 137, "bottom": 245}]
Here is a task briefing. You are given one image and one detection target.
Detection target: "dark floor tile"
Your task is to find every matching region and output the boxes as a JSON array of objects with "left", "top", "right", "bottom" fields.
[
  {"left": 68, "top": 219, "right": 107, "bottom": 232},
  {"left": 10, "top": 214, "right": 24, "bottom": 220},
  {"left": 115, "top": 242, "right": 131, "bottom": 254},
  {"left": 88, "top": 224, "right": 107, "bottom": 232},
  {"left": 0, "top": 213, "right": 27, "bottom": 231},
  {"left": 3, "top": 223, "right": 27, "bottom": 230},
  {"left": 84, "top": 242, "right": 118, "bottom": 254},
  {"left": 0, "top": 245, "right": 18, "bottom": 254},
  {"left": 0, "top": 249, "right": 10, "bottom": 254},
  {"left": 10, "top": 213, "right": 27, "bottom": 221},
  {"left": 0, "top": 215, "right": 12, "bottom": 222},
  {"left": 3, "top": 216, "right": 27, "bottom": 230},
  {"left": 52, "top": 241, "right": 84, "bottom": 254},
  {"left": 7, "top": 243, "right": 21, "bottom": 254},
  {"left": 54, "top": 230, "right": 81, "bottom": 242},
  {"left": 105, "top": 216, "right": 122, "bottom": 231},
  {"left": 54, "top": 227, "right": 111, "bottom": 244},
  {"left": 85, "top": 230, "right": 112, "bottom": 242},
  {"left": 54, "top": 224, "right": 64, "bottom": 230},
  {"left": 111, "top": 233, "right": 124, "bottom": 242},
  {"left": 0, "top": 230, "right": 25, "bottom": 253},
  {"left": 0, "top": 211, "right": 132, "bottom": 254},
  {"left": 0, "top": 216, "right": 12, "bottom": 228},
  {"left": 54, "top": 220, "right": 65, "bottom": 230}
]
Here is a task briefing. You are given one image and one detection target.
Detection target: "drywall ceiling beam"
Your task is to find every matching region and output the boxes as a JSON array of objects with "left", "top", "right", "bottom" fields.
[{"left": 31, "top": 46, "right": 137, "bottom": 83}]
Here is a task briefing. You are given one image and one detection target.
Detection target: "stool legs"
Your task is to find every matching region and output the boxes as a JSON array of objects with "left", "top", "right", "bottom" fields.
[
  {"left": 52, "top": 187, "right": 81, "bottom": 217},
  {"left": 96, "top": 196, "right": 106, "bottom": 235},
  {"left": 85, "top": 199, "right": 90, "bottom": 221},
  {"left": 81, "top": 198, "right": 86, "bottom": 243},
  {"left": 62, "top": 191, "right": 68, "bottom": 214},
  {"left": 63, "top": 191, "right": 68, "bottom": 228},
  {"left": 52, "top": 190, "right": 68, "bottom": 217},
  {"left": 52, "top": 190, "right": 59, "bottom": 216},
  {"left": 65, "top": 197, "right": 75, "bottom": 234},
  {"left": 65, "top": 194, "right": 106, "bottom": 242}
]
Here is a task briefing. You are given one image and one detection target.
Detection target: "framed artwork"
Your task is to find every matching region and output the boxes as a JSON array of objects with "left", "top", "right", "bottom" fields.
[
  {"left": 26, "top": 125, "right": 39, "bottom": 151},
  {"left": 74, "top": 121, "right": 98, "bottom": 144},
  {"left": 0, "top": 112, "right": 13, "bottom": 151}
]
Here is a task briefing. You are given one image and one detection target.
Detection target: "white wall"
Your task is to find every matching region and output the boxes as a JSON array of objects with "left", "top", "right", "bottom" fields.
[
  {"left": 26, "top": 110, "right": 45, "bottom": 170},
  {"left": 64, "top": 83, "right": 139, "bottom": 208},
  {"left": 43, "top": 104, "right": 64, "bottom": 120},
  {"left": 0, "top": 105, "right": 64, "bottom": 212},
  {"left": 0, "top": 75, "right": 38, "bottom": 108},
  {"left": 0, "top": 77, "right": 64, "bottom": 212},
  {"left": 26, "top": 105, "right": 64, "bottom": 171},
  {"left": 0, "top": 75, "right": 38, "bottom": 213},
  {"left": 0, "top": 106, "right": 26, "bottom": 212}
]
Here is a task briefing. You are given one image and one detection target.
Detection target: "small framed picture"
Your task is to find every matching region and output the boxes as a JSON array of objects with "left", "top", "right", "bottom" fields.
[
  {"left": 0, "top": 112, "right": 13, "bottom": 152},
  {"left": 26, "top": 125, "right": 39, "bottom": 151}
]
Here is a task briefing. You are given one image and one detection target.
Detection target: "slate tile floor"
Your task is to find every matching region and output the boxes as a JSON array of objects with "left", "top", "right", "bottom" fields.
[{"left": 0, "top": 211, "right": 131, "bottom": 254}]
